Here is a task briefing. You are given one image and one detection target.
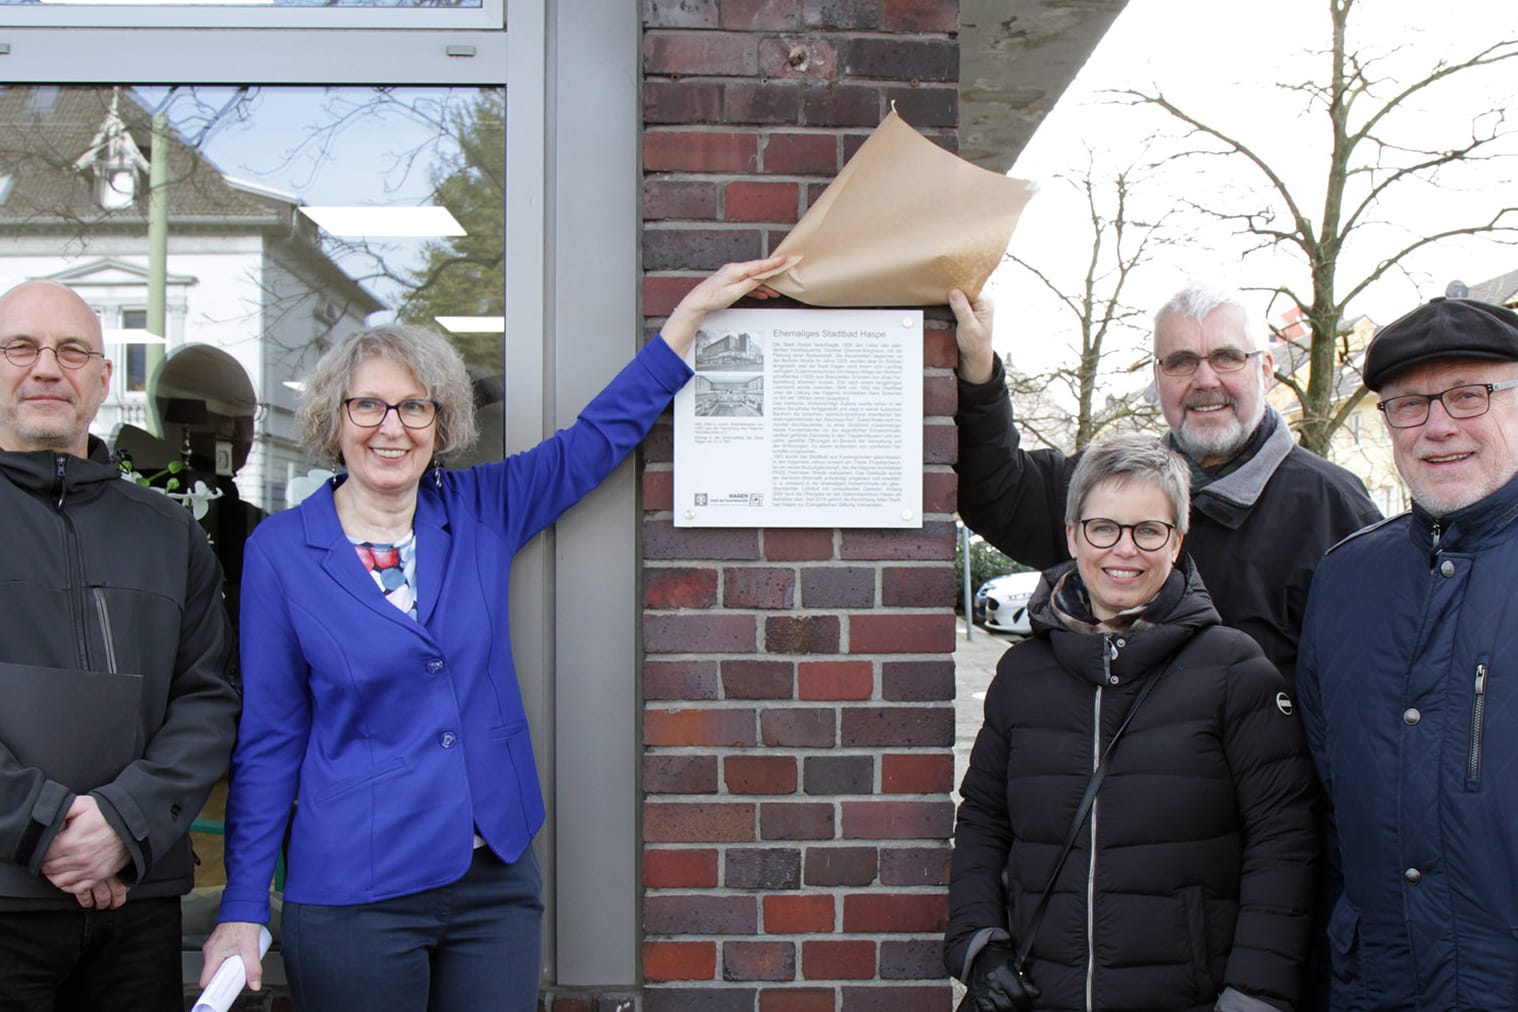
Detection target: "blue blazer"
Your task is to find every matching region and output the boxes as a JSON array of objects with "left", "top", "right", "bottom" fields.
[{"left": 218, "top": 339, "right": 692, "bottom": 922}]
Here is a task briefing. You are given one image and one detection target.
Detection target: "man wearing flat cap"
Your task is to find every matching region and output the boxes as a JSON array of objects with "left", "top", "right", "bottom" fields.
[{"left": 1295, "top": 296, "right": 1518, "bottom": 1010}]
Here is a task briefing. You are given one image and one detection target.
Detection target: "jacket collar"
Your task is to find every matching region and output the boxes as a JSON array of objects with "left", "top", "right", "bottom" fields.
[
  {"left": 1173, "top": 409, "right": 1294, "bottom": 530},
  {"left": 299, "top": 475, "right": 452, "bottom": 627},
  {"left": 1030, "top": 555, "right": 1219, "bottom": 688},
  {"left": 0, "top": 436, "right": 122, "bottom": 500},
  {"left": 1409, "top": 469, "right": 1518, "bottom": 554}
]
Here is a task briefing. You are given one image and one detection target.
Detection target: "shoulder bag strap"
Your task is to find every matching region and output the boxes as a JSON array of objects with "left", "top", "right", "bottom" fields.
[{"left": 1012, "top": 660, "right": 1169, "bottom": 973}]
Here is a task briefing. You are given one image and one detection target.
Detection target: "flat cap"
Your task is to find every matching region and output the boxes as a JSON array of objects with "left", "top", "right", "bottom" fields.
[{"left": 1364, "top": 297, "right": 1518, "bottom": 391}]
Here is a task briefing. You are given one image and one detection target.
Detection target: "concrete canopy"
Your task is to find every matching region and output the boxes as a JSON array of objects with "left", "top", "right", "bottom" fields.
[{"left": 959, "top": 0, "right": 1130, "bottom": 172}]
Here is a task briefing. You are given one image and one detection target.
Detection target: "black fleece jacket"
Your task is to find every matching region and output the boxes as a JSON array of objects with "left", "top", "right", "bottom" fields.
[{"left": 0, "top": 438, "right": 238, "bottom": 908}]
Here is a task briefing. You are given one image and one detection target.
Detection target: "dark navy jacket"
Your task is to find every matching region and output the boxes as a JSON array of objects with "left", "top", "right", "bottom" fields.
[
  {"left": 1297, "top": 472, "right": 1518, "bottom": 1010},
  {"left": 218, "top": 338, "right": 692, "bottom": 923}
]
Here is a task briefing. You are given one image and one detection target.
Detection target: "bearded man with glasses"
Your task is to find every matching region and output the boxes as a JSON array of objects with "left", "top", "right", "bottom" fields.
[
  {"left": 1295, "top": 297, "right": 1518, "bottom": 1012},
  {"left": 949, "top": 285, "right": 1381, "bottom": 694}
]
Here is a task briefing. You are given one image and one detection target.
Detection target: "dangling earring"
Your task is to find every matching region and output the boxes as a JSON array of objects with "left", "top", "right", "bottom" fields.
[{"left": 432, "top": 456, "right": 443, "bottom": 488}]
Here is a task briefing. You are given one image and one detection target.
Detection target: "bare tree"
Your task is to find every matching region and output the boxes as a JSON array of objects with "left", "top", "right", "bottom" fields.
[
  {"left": 1005, "top": 155, "right": 1167, "bottom": 452},
  {"left": 1119, "top": 0, "right": 1518, "bottom": 454}
]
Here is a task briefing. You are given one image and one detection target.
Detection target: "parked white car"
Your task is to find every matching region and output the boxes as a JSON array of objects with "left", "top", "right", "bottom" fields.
[{"left": 974, "top": 570, "right": 1043, "bottom": 636}]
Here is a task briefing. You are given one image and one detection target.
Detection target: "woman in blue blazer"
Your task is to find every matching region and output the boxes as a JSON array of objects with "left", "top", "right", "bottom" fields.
[{"left": 201, "top": 258, "right": 786, "bottom": 1011}]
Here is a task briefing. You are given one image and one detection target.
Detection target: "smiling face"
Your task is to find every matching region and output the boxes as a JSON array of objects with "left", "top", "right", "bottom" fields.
[
  {"left": 1382, "top": 357, "right": 1518, "bottom": 517},
  {"left": 1065, "top": 478, "right": 1183, "bottom": 621},
  {"left": 338, "top": 354, "right": 437, "bottom": 501},
  {"left": 1154, "top": 304, "right": 1273, "bottom": 467},
  {"left": 0, "top": 281, "right": 112, "bottom": 457}
]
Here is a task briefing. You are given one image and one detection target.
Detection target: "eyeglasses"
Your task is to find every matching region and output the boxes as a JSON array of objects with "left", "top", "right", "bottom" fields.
[
  {"left": 2, "top": 340, "right": 105, "bottom": 370},
  {"left": 342, "top": 397, "right": 440, "bottom": 429},
  {"left": 1155, "top": 349, "right": 1262, "bottom": 377},
  {"left": 1079, "top": 517, "right": 1176, "bottom": 551},
  {"left": 1376, "top": 379, "right": 1518, "bottom": 429}
]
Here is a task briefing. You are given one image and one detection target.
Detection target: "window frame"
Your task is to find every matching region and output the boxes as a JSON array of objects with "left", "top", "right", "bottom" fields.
[{"left": 0, "top": 0, "right": 502, "bottom": 32}]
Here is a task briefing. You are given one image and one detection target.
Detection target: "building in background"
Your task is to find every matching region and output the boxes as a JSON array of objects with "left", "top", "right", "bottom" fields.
[{"left": 0, "top": 85, "right": 381, "bottom": 512}]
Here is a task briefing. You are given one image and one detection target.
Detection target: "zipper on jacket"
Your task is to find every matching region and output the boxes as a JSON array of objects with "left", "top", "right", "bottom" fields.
[
  {"left": 53, "top": 453, "right": 93, "bottom": 669},
  {"left": 1428, "top": 521, "right": 1442, "bottom": 570},
  {"left": 1085, "top": 636, "right": 1110, "bottom": 1012},
  {"left": 92, "top": 588, "right": 119, "bottom": 675},
  {"left": 1467, "top": 663, "right": 1488, "bottom": 783}
]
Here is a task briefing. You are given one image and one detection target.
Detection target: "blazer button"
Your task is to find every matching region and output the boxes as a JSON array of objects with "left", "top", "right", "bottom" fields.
[
  {"left": 427, "top": 658, "right": 445, "bottom": 673},
  {"left": 1404, "top": 867, "right": 1422, "bottom": 884},
  {"left": 440, "top": 732, "right": 457, "bottom": 748}
]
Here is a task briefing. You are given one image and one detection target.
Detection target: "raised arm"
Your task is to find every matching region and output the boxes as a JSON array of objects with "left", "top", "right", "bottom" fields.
[{"left": 658, "top": 255, "right": 789, "bottom": 358}]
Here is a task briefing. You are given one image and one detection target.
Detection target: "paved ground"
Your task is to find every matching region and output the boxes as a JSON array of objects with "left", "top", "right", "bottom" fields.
[
  {"left": 949, "top": 619, "right": 1020, "bottom": 1005},
  {"left": 953, "top": 618, "right": 1020, "bottom": 794}
]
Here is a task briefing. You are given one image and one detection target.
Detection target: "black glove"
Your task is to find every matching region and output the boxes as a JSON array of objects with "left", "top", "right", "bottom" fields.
[{"left": 964, "top": 940, "right": 1040, "bottom": 1012}]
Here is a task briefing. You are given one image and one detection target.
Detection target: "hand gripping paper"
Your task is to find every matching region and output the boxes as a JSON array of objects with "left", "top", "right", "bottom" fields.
[{"left": 191, "top": 926, "right": 273, "bottom": 1012}]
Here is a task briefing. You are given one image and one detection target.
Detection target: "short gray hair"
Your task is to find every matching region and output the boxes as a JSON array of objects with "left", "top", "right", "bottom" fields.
[
  {"left": 1065, "top": 432, "right": 1191, "bottom": 535},
  {"left": 298, "top": 323, "right": 479, "bottom": 465},
  {"left": 1153, "top": 286, "right": 1267, "bottom": 352}
]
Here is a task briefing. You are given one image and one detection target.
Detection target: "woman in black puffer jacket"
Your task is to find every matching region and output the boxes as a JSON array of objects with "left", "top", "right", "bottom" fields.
[{"left": 945, "top": 434, "right": 1316, "bottom": 1012}]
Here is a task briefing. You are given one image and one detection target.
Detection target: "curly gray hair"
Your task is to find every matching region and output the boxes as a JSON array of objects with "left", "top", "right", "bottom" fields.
[
  {"left": 298, "top": 323, "right": 479, "bottom": 466},
  {"left": 1064, "top": 432, "right": 1191, "bottom": 535}
]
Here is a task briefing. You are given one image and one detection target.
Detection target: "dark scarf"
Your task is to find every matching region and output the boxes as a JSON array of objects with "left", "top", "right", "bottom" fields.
[
  {"left": 1172, "top": 408, "right": 1277, "bottom": 492},
  {"left": 1046, "top": 563, "right": 1187, "bottom": 636}
]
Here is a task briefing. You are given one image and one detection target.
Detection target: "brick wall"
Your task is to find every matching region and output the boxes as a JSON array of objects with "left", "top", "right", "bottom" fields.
[{"left": 633, "top": 1, "right": 962, "bottom": 1009}]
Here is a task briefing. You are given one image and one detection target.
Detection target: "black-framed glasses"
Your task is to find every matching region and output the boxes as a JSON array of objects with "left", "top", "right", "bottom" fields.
[
  {"left": 1376, "top": 379, "right": 1518, "bottom": 429},
  {"left": 342, "top": 397, "right": 440, "bottom": 429},
  {"left": 1079, "top": 517, "right": 1176, "bottom": 551},
  {"left": 1, "top": 340, "right": 105, "bottom": 370},
  {"left": 1155, "top": 348, "right": 1262, "bottom": 377}
]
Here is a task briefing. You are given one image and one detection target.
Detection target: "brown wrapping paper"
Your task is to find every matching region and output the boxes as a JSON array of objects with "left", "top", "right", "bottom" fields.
[{"left": 768, "top": 109, "right": 1034, "bottom": 307}]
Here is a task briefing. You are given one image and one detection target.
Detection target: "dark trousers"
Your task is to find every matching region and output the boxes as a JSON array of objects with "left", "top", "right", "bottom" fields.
[
  {"left": 0, "top": 896, "right": 182, "bottom": 1012},
  {"left": 283, "top": 846, "right": 543, "bottom": 1012}
]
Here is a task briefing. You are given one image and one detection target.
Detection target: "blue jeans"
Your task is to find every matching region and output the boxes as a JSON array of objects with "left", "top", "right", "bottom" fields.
[
  {"left": 0, "top": 896, "right": 182, "bottom": 1012},
  {"left": 282, "top": 846, "right": 543, "bottom": 1012}
]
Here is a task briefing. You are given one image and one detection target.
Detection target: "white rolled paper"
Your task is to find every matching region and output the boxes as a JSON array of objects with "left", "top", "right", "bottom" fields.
[{"left": 191, "top": 925, "right": 273, "bottom": 1012}]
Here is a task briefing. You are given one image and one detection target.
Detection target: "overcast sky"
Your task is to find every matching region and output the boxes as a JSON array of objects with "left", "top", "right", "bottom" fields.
[{"left": 987, "top": 0, "right": 1518, "bottom": 377}]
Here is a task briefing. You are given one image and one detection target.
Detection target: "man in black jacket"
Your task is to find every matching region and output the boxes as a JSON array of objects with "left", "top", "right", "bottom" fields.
[
  {"left": 0, "top": 280, "right": 239, "bottom": 1010},
  {"left": 949, "top": 286, "right": 1380, "bottom": 691}
]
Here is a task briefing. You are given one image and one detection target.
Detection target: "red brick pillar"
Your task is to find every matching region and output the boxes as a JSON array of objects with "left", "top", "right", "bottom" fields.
[{"left": 639, "top": 2, "right": 962, "bottom": 1009}]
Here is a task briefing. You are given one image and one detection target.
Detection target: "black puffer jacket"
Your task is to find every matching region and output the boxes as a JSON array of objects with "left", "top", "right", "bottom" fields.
[{"left": 946, "top": 558, "right": 1317, "bottom": 1011}]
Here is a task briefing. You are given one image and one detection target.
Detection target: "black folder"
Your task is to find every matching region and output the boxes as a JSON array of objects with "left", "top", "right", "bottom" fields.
[{"left": 0, "top": 662, "right": 141, "bottom": 793}]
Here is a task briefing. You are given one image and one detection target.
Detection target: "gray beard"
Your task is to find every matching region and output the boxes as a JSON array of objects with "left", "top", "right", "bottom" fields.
[{"left": 1172, "top": 404, "right": 1263, "bottom": 464}]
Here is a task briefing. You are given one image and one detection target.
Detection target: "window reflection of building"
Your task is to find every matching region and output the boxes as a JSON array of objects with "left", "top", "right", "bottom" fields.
[
  {"left": 120, "top": 308, "right": 150, "bottom": 392},
  {"left": 0, "top": 85, "right": 383, "bottom": 510}
]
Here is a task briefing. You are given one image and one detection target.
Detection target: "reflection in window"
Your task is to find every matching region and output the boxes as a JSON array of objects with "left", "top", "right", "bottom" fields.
[
  {"left": 0, "top": 0, "right": 483, "bottom": 7},
  {"left": 121, "top": 308, "right": 150, "bottom": 392},
  {"left": 0, "top": 84, "right": 505, "bottom": 510}
]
